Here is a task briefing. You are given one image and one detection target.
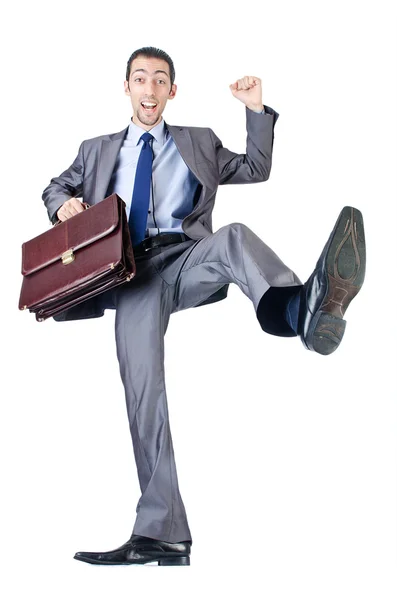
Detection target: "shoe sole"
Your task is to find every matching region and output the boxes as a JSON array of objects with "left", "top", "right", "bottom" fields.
[
  {"left": 73, "top": 554, "right": 190, "bottom": 566},
  {"left": 306, "top": 206, "right": 365, "bottom": 355}
]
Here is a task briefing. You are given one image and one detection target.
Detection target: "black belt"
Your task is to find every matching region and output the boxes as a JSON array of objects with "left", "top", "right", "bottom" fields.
[{"left": 133, "top": 232, "right": 190, "bottom": 256}]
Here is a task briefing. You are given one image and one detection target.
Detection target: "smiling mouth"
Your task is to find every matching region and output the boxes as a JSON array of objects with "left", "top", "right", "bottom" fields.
[{"left": 141, "top": 102, "right": 158, "bottom": 114}]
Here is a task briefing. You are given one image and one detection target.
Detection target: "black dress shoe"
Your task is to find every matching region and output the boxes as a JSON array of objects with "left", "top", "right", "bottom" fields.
[
  {"left": 73, "top": 535, "right": 191, "bottom": 566},
  {"left": 299, "top": 206, "right": 365, "bottom": 355}
]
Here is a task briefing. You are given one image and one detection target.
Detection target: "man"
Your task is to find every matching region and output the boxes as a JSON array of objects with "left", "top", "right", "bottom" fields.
[{"left": 42, "top": 46, "right": 365, "bottom": 567}]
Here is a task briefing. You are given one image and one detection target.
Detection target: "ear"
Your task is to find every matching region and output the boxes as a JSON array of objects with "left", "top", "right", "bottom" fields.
[
  {"left": 124, "top": 80, "right": 130, "bottom": 96},
  {"left": 168, "top": 83, "right": 177, "bottom": 100}
]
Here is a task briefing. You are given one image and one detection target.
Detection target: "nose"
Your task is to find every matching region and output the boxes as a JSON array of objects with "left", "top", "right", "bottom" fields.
[{"left": 143, "top": 80, "right": 156, "bottom": 98}]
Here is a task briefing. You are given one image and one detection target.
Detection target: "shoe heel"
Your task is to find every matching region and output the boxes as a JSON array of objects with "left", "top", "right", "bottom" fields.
[
  {"left": 312, "top": 312, "right": 346, "bottom": 355},
  {"left": 158, "top": 556, "right": 190, "bottom": 566}
]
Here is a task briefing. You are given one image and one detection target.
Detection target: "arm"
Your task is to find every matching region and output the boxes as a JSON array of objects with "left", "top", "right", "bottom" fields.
[
  {"left": 209, "top": 103, "right": 279, "bottom": 185},
  {"left": 42, "top": 141, "right": 85, "bottom": 224}
]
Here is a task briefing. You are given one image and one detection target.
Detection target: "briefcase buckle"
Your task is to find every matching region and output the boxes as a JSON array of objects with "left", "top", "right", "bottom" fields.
[{"left": 61, "top": 249, "right": 75, "bottom": 265}]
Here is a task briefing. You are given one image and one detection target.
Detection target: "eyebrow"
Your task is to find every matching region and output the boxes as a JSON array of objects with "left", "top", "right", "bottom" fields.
[{"left": 131, "top": 69, "right": 169, "bottom": 78}]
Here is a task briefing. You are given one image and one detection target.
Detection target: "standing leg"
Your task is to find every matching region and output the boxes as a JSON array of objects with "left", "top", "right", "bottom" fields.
[{"left": 113, "top": 258, "right": 192, "bottom": 543}]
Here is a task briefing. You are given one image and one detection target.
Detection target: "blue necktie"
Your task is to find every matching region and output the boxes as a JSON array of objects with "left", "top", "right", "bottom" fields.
[{"left": 128, "top": 132, "right": 154, "bottom": 246}]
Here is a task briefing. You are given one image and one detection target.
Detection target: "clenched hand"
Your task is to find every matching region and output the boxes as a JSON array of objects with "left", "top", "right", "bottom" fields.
[
  {"left": 56, "top": 198, "right": 85, "bottom": 221},
  {"left": 229, "top": 76, "right": 263, "bottom": 112}
]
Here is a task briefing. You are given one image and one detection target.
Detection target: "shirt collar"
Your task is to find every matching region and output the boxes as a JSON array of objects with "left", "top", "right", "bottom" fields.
[{"left": 127, "top": 116, "right": 167, "bottom": 147}]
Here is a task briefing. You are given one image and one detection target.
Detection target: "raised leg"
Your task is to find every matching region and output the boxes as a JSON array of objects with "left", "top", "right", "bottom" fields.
[{"left": 168, "top": 223, "right": 302, "bottom": 331}]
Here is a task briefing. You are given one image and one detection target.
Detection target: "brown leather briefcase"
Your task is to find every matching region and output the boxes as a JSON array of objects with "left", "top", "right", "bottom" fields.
[{"left": 18, "top": 193, "right": 136, "bottom": 322}]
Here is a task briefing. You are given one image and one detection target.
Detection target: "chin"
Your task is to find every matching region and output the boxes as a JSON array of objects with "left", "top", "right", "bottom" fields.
[{"left": 137, "top": 108, "right": 162, "bottom": 126}]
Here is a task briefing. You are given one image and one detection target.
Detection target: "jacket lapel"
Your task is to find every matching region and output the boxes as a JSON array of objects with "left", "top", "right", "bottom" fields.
[
  {"left": 94, "top": 119, "right": 206, "bottom": 204},
  {"left": 165, "top": 122, "right": 204, "bottom": 186},
  {"left": 94, "top": 126, "right": 129, "bottom": 204}
]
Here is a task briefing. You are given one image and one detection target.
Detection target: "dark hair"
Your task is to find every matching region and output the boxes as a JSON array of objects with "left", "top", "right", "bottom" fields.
[{"left": 126, "top": 46, "right": 175, "bottom": 91}]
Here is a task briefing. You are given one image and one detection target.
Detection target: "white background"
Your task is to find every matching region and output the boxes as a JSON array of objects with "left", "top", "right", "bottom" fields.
[{"left": 1, "top": 0, "right": 396, "bottom": 598}]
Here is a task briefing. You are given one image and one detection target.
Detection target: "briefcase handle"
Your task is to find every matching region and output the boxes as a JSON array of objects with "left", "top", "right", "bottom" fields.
[{"left": 53, "top": 201, "right": 91, "bottom": 226}]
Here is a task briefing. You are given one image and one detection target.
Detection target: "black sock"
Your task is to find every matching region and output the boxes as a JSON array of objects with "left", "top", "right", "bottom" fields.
[{"left": 256, "top": 285, "right": 302, "bottom": 338}]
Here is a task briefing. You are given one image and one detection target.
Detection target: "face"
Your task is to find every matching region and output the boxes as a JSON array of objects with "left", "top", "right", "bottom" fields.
[{"left": 124, "top": 56, "right": 177, "bottom": 130}]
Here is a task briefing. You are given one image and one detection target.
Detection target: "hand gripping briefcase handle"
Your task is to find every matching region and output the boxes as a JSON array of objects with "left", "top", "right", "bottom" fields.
[
  {"left": 18, "top": 193, "right": 136, "bottom": 322},
  {"left": 52, "top": 200, "right": 92, "bottom": 227}
]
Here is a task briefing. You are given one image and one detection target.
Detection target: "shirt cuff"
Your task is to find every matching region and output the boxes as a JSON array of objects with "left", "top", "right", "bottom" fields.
[
  {"left": 248, "top": 105, "right": 265, "bottom": 114},
  {"left": 248, "top": 105, "right": 274, "bottom": 115}
]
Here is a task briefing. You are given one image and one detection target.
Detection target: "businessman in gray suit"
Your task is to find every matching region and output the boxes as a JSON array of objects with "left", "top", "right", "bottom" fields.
[{"left": 42, "top": 46, "right": 365, "bottom": 566}]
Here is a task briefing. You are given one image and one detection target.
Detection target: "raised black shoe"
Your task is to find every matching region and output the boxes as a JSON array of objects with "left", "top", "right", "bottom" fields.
[
  {"left": 299, "top": 206, "right": 366, "bottom": 355},
  {"left": 73, "top": 534, "right": 191, "bottom": 566}
]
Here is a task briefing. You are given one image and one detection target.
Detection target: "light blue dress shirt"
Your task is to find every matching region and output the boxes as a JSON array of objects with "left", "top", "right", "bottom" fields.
[
  {"left": 108, "top": 107, "right": 265, "bottom": 238},
  {"left": 108, "top": 118, "right": 199, "bottom": 237}
]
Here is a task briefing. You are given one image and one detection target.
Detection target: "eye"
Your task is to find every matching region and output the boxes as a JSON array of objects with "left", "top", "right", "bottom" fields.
[{"left": 158, "top": 80, "right": 166, "bottom": 84}]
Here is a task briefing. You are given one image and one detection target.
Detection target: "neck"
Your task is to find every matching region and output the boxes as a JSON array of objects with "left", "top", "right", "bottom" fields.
[{"left": 132, "top": 115, "right": 162, "bottom": 130}]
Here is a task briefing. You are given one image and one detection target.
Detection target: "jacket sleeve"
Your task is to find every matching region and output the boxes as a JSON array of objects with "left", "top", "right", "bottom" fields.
[
  {"left": 42, "top": 141, "right": 85, "bottom": 224},
  {"left": 209, "top": 104, "right": 279, "bottom": 185}
]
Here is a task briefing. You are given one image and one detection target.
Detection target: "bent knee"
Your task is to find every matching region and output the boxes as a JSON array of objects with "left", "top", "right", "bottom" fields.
[
  {"left": 228, "top": 222, "right": 252, "bottom": 236},
  {"left": 224, "top": 223, "right": 251, "bottom": 233}
]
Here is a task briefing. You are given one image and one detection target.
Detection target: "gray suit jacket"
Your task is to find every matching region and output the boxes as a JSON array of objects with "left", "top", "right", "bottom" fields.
[{"left": 42, "top": 104, "right": 279, "bottom": 321}]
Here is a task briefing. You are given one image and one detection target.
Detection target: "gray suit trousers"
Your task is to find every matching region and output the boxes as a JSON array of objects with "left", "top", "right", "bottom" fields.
[{"left": 97, "top": 222, "right": 302, "bottom": 543}]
